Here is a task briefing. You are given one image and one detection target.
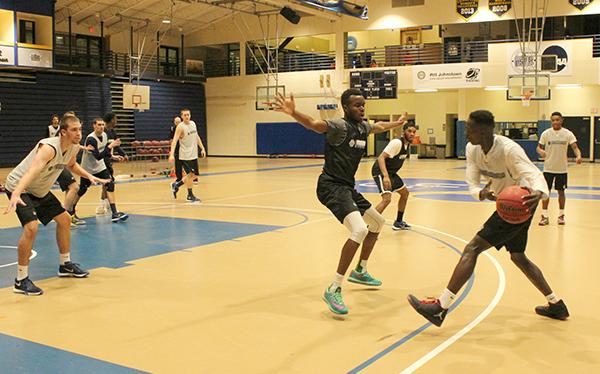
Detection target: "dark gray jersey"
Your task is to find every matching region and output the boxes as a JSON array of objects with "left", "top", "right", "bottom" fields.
[{"left": 322, "top": 117, "right": 371, "bottom": 187}]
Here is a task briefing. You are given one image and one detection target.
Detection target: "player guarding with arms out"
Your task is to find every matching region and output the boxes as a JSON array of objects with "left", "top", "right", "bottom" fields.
[
  {"left": 3, "top": 114, "right": 109, "bottom": 295},
  {"left": 407, "top": 110, "right": 569, "bottom": 326},
  {"left": 372, "top": 121, "right": 417, "bottom": 230},
  {"left": 169, "top": 108, "right": 206, "bottom": 202},
  {"left": 536, "top": 112, "right": 582, "bottom": 226},
  {"left": 271, "top": 89, "right": 407, "bottom": 315}
]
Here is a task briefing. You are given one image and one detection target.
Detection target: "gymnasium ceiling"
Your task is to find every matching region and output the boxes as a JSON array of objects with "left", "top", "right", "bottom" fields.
[{"left": 54, "top": 0, "right": 345, "bottom": 36}]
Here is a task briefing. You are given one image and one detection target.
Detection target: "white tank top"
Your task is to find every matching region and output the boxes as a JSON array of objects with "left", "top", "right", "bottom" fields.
[
  {"left": 178, "top": 121, "right": 199, "bottom": 161},
  {"left": 48, "top": 125, "right": 59, "bottom": 137},
  {"left": 6, "top": 137, "right": 79, "bottom": 197},
  {"left": 81, "top": 132, "right": 108, "bottom": 174}
]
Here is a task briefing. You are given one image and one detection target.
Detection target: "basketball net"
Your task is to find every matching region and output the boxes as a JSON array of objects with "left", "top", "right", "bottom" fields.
[{"left": 521, "top": 90, "right": 533, "bottom": 107}]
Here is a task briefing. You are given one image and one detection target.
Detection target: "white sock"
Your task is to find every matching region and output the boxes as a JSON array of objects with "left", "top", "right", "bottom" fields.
[
  {"left": 17, "top": 265, "right": 28, "bottom": 281},
  {"left": 542, "top": 209, "right": 549, "bottom": 218},
  {"left": 559, "top": 210, "right": 564, "bottom": 216},
  {"left": 546, "top": 292, "right": 558, "bottom": 304},
  {"left": 329, "top": 273, "right": 345, "bottom": 292},
  {"left": 60, "top": 252, "right": 71, "bottom": 265},
  {"left": 357, "top": 259, "right": 368, "bottom": 273},
  {"left": 439, "top": 288, "right": 456, "bottom": 309}
]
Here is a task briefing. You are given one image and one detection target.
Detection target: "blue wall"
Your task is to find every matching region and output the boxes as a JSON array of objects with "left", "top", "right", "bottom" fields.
[
  {"left": 0, "top": 73, "right": 111, "bottom": 167},
  {"left": 134, "top": 80, "right": 207, "bottom": 148},
  {"left": 256, "top": 122, "right": 325, "bottom": 155}
]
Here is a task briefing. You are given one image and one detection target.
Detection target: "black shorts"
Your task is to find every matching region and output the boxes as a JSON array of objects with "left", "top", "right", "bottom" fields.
[
  {"left": 181, "top": 159, "right": 199, "bottom": 175},
  {"left": 57, "top": 168, "right": 76, "bottom": 192},
  {"left": 80, "top": 169, "right": 113, "bottom": 189},
  {"left": 105, "top": 160, "right": 114, "bottom": 178},
  {"left": 5, "top": 190, "right": 65, "bottom": 226},
  {"left": 317, "top": 174, "right": 372, "bottom": 223},
  {"left": 544, "top": 172, "right": 567, "bottom": 190},
  {"left": 373, "top": 173, "right": 405, "bottom": 194},
  {"left": 476, "top": 210, "right": 535, "bottom": 253}
]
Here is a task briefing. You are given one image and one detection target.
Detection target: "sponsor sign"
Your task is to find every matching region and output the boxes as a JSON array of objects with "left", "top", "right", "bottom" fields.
[
  {"left": 0, "top": 45, "right": 15, "bottom": 66},
  {"left": 17, "top": 47, "right": 52, "bottom": 68},
  {"left": 413, "top": 63, "right": 483, "bottom": 89},
  {"left": 508, "top": 41, "right": 572, "bottom": 76}
]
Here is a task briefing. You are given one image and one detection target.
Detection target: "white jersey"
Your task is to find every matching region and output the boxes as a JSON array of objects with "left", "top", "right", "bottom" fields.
[
  {"left": 48, "top": 125, "right": 59, "bottom": 137},
  {"left": 178, "top": 120, "right": 199, "bottom": 161},
  {"left": 5, "top": 137, "right": 79, "bottom": 197},
  {"left": 539, "top": 127, "right": 577, "bottom": 174},
  {"left": 466, "top": 135, "right": 549, "bottom": 200},
  {"left": 81, "top": 132, "right": 108, "bottom": 174}
]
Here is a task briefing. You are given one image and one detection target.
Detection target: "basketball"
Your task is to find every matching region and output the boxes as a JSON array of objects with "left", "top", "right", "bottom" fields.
[{"left": 496, "top": 185, "right": 532, "bottom": 224}]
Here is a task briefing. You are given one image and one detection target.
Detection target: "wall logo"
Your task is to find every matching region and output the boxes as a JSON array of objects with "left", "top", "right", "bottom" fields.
[
  {"left": 542, "top": 45, "right": 568, "bottom": 72},
  {"left": 417, "top": 71, "right": 426, "bottom": 80},
  {"left": 465, "top": 68, "right": 480, "bottom": 81}
]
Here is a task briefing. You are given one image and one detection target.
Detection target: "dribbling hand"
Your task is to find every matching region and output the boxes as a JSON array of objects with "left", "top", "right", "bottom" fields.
[
  {"left": 479, "top": 181, "right": 496, "bottom": 201},
  {"left": 90, "top": 177, "right": 111, "bottom": 185},
  {"left": 383, "top": 176, "right": 392, "bottom": 191},
  {"left": 521, "top": 187, "right": 542, "bottom": 210},
  {"left": 4, "top": 194, "right": 26, "bottom": 215}
]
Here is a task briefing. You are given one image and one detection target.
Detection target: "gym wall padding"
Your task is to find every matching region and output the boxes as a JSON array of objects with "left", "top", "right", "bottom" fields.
[
  {"left": 256, "top": 122, "right": 324, "bottom": 155},
  {"left": 0, "top": 73, "right": 111, "bottom": 167},
  {"left": 133, "top": 80, "right": 207, "bottom": 150}
]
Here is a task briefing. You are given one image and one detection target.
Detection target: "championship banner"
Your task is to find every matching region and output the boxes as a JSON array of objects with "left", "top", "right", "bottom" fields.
[
  {"left": 489, "top": 0, "right": 511, "bottom": 17},
  {"left": 456, "top": 0, "right": 479, "bottom": 20},
  {"left": 569, "top": 0, "right": 594, "bottom": 10}
]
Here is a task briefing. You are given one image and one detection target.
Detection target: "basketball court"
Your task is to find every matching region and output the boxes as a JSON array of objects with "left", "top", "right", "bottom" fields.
[{"left": 1, "top": 157, "right": 599, "bottom": 373}]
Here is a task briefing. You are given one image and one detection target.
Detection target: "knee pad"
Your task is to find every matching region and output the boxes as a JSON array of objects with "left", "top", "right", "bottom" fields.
[
  {"left": 343, "top": 211, "right": 369, "bottom": 243},
  {"left": 363, "top": 207, "right": 385, "bottom": 233},
  {"left": 105, "top": 180, "right": 115, "bottom": 193}
]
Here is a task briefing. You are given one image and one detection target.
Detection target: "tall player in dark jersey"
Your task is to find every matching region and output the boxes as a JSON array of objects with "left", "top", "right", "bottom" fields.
[
  {"left": 372, "top": 121, "right": 416, "bottom": 230},
  {"left": 272, "top": 89, "right": 407, "bottom": 315},
  {"left": 96, "top": 113, "right": 126, "bottom": 215}
]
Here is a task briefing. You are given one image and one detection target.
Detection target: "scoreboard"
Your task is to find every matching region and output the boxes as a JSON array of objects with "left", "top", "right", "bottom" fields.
[{"left": 350, "top": 70, "right": 397, "bottom": 99}]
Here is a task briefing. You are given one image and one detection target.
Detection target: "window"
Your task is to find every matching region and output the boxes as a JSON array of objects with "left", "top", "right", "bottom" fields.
[
  {"left": 159, "top": 46, "right": 179, "bottom": 76},
  {"left": 19, "top": 20, "right": 35, "bottom": 44}
]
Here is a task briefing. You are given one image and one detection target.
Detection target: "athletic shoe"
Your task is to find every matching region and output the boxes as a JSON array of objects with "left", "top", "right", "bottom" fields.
[
  {"left": 193, "top": 178, "right": 199, "bottom": 185},
  {"left": 186, "top": 195, "right": 200, "bottom": 203},
  {"left": 535, "top": 299, "right": 569, "bottom": 320},
  {"left": 348, "top": 270, "right": 382, "bottom": 287},
  {"left": 13, "top": 277, "right": 43, "bottom": 296},
  {"left": 407, "top": 294, "right": 448, "bottom": 327},
  {"left": 111, "top": 212, "right": 129, "bottom": 222},
  {"left": 171, "top": 181, "right": 179, "bottom": 199},
  {"left": 392, "top": 220, "right": 411, "bottom": 231},
  {"left": 538, "top": 216, "right": 549, "bottom": 226},
  {"left": 71, "top": 215, "right": 86, "bottom": 226},
  {"left": 557, "top": 215, "right": 565, "bottom": 225},
  {"left": 58, "top": 262, "right": 90, "bottom": 278},
  {"left": 96, "top": 203, "right": 107, "bottom": 215},
  {"left": 322, "top": 286, "right": 348, "bottom": 315}
]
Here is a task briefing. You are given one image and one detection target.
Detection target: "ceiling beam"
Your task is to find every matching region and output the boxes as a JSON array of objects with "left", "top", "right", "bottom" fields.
[{"left": 257, "top": 0, "right": 340, "bottom": 21}]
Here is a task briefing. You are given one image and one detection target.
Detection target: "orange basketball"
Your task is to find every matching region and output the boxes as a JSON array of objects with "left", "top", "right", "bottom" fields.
[{"left": 496, "top": 185, "right": 532, "bottom": 224}]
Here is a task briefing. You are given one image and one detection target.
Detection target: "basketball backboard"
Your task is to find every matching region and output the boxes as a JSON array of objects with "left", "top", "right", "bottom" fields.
[
  {"left": 123, "top": 84, "right": 150, "bottom": 111},
  {"left": 256, "top": 85, "right": 285, "bottom": 111}
]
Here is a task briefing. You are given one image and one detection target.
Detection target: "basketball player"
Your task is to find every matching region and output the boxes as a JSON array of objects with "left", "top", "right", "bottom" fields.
[
  {"left": 47, "top": 114, "right": 60, "bottom": 137},
  {"left": 272, "top": 89, "right": 407, "bottom": 315},
  {"left": 48, "top": 113, "right": 87, "bottom": 227},
  {"left": 96, "top": 113, "right": 127, "bottom": 215},
  {"left": 407, "top": 110, "right": 569, "bottom": 326},
  {"left": 169, "top": 109, "right": 206, "bottom": 202},
  {"left": 372, "top": 121, "right": 416, "bottom": 230},
  {"left": 3, "top": 114, "right": 109, "bottom": 295},
  {"left": 536, "top": 112, "right": 582, "bottom": 226},
  {"left": 169, "top": 115, "right": 183, "bottom": 194},
  {"left": 73, "top": 118, "right": 128, "bottom": 222}
]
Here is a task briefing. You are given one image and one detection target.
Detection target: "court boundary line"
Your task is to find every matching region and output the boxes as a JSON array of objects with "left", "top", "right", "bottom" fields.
[
  {"left": 0, "top": 246, "right": 38, "bottom": 269},
  {"left": 397, "top": 224, "right": 506, "bottom": 374}
]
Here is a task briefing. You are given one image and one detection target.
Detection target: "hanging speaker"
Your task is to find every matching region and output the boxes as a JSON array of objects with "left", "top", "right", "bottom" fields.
[{"left": 280, "top": 6, "right": 301, "bottom": 24}]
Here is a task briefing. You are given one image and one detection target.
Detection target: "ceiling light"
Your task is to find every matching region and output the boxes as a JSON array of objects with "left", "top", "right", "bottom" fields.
[
  {"left": 162, "top": 19, "right": 171, "bottom": 24},
  {"left": 555, "top": 84, "right": 582, "bottom": 89},
  {"left": 484, "top": 86, "right": 508, "bottom": 91},
  {"left": 414, "top": 89, "right": 438, "bottom": 93}
]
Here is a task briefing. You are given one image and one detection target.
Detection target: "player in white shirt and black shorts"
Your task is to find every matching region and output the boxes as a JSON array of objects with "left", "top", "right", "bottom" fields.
[
  {"left": 407, "top": 110, "right": 569, "bottom": 327},
  {"left": 536, "top": 112, "right": 582, "bottom": 226},
  {"left": 169, "top": 108, "right": 206, "bottom": 202},
  {"left": 372, "top": 121, "right": 416, "bottom": 230}
]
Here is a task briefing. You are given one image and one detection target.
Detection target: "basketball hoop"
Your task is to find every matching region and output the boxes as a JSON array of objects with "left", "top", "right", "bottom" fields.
[{"left": 521, "top": 90, "right": 533, "bottom": 107}]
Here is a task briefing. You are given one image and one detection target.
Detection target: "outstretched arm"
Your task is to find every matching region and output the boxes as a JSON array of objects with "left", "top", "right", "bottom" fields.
[
  {"left": 370, "top": 113, "right": 408, "bottom": 134},
  {"left": 271, "top": 93, "right": 328, "bottom": 134}
]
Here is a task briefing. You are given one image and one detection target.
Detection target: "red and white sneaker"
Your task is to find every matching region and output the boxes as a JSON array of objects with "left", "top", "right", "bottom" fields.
[
  {"left": 557, "top": 215, "right": 565, "bottom": 225},
  {"left": 538, "top": 215, "right": 549, "bottom": 226}
]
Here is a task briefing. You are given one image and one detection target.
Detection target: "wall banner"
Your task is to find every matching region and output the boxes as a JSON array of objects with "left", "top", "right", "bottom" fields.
[
  {"left": 413, "top": 63, "right": 483, "bottom": 89},
  {"left": 456, "top": 0, "right": 479, "bottom": 20},
  {"left": 507, "top": 41, "right": 572, "bottom": 76},
  {"left": 0, "top": 45, "right": 15, "bottom": 66},
  {"left": 569, "top": 0, "right": 594, "bottom": 11},
  {"left": 489, "top": 0, "right": 511, "bottom": 17}
]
